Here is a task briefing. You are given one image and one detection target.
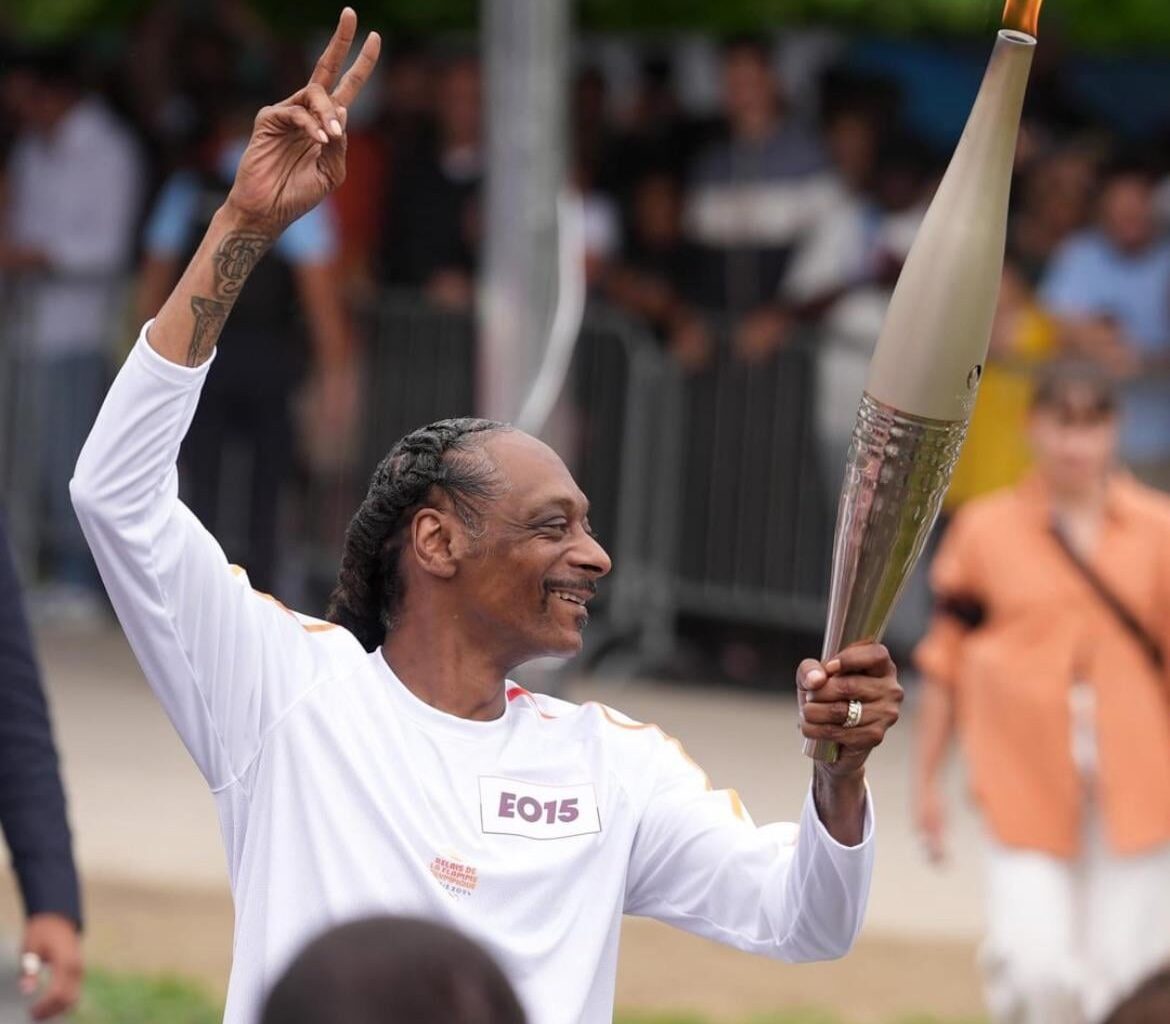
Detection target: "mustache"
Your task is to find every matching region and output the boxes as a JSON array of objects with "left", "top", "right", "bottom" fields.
[{"left": 543, "top": 577, "right": 598, "bottom": 596}]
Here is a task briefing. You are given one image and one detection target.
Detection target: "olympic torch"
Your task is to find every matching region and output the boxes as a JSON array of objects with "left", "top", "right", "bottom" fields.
[{"left": 803, "top": 3, "right": 1042, "bottom": 762}]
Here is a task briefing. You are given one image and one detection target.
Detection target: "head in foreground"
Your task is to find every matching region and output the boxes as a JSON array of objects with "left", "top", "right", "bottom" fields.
[
  {"left": 261, "top": 915, "right": 526, "bottom": 1024},
  {"left": 1028, "top": 359, "right": 1120, "bottom": 498},
  {"left": 1102, "top": 968, "right": 1170, "bottom": 1024},
  {"left": 326, "top": 419, "right": 612, "bottom": 666}
]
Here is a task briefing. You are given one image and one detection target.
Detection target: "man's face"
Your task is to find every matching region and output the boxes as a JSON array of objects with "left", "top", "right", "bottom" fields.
[
  {"left": 1028, "top": 387, "right": 1119, "bottom": 495},
  {"left": 722, "top": 48, "right": 776, "bottom": 136},
  {"left": 826, "top": 112, "right": 877, "bottom": 192},
  {"left": 384, "top": 53, "right": 432, "bottom": 118},
  {"left": 1029, "top": 152, "right": 1095, "bottom": 236},
  {"left": 634, "top": 174, "right": 681, "bottom": 246},
  {"left": 1100, "top": 176, "right": 1156, "bottom": 255},
  {"left": 451, "top": 432, "right": 611, "bottom": 666}
]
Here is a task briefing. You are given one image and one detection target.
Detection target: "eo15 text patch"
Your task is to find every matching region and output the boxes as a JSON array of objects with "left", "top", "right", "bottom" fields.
[{"left": 479, "top": 776, "right": 602, "bottom": 840}]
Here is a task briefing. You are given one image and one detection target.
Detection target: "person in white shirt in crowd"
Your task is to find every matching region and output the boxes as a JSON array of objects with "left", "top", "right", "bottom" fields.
[
  {"left": 71, "top": 11, "right": 903, "bottom": 1024},
  {"left": 754, "top": 119, "right": 934, "bottom": 658},
  {"left": 262, "top": 916, "right": 526, "bottom": 1024},
  {"left": 783, "top": 128, "right": 933, "bottom": 471},
  {"left": 0, "top": 45, "right": 143, "bottom": 618},
  {"left": 683, "top": 35, "right": 838, "bottom": 335}
]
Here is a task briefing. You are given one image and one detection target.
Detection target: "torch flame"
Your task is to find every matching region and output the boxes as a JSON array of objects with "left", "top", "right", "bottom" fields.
[{"left": 1002, "top": 0, "right": 1044, "bottom": 37}]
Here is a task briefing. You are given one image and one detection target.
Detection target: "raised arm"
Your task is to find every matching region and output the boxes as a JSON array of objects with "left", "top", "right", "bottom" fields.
[
  {"left": 71, "top": 11, "right": 381, "bottom": 790},
  {"left": 149, "top": 8, "right": 380, "bottom": 368}
]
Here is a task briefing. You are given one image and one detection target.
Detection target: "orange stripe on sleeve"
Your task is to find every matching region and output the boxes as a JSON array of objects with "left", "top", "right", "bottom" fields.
[
  {"left": 503, "top": 695, "right": 746, "bottom": 813},
  {"left": 230, "top": 565, "right": 337, "bottom": 633},
  {"left": 590, "top": 703, "right": 715, "bottom": 792}
]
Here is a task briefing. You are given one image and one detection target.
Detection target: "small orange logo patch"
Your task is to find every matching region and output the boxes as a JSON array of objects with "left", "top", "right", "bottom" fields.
[{"left": 429, "top": 854, "right": 479, "bottom": 900}]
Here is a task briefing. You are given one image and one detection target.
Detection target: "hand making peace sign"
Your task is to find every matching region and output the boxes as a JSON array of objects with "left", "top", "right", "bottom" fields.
[{"left": 226, "top": 8, "right": 381, "bottom": 237}]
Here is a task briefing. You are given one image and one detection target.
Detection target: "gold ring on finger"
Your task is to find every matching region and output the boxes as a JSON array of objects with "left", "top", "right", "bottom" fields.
[{"left": 843, "top": 699, "right": 863, "bottom": 729}]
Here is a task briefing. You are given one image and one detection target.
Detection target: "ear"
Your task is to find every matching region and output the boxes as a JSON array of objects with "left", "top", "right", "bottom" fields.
[{"left": 408, "top": 507, "right": 461, "bottom": 580}]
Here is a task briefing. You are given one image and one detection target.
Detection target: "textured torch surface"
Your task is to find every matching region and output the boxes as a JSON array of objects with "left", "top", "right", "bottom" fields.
[{"left": 804, "top": 394, "right": 967, "bottom": 761}]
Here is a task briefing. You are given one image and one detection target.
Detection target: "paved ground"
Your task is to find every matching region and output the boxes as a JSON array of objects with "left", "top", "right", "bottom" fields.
[{"left": 0, "top": 623, "right": 991, "bottom": 1021}]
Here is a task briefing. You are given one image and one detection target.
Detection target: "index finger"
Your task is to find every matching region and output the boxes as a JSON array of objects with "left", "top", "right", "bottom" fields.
[
  {"left": 332, "top": 28, "right": 382, "bottom": 108},
  {"left": 824, "top": 642, "right": 893, "bottom": 677},
  {"left": 811, "top": 673, "right": 889, "bottom": 705},
  {"left": 309, "top": 7, "right": 358, "bottom": 92}
]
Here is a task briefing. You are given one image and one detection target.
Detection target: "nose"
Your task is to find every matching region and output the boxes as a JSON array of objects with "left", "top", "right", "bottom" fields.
[{"left": 570, "top": 528, "right": 612, "bottom": 580}]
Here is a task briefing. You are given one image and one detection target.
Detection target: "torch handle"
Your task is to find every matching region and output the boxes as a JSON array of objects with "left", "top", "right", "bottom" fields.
[
  {"left": 802, "top": 394, "right": 968, "bottom": 764},
  {"left": 802, "top": 734, "right": 841, "bottom": 763},
  {"left": 803, "top": 633, "right": 848, "bottom": 762}
]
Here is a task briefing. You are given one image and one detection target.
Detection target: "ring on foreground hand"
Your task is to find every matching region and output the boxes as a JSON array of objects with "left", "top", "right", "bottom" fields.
[
  {"left": 843, "top": 699, "right": 863, "bottom": 729},
  {"left": 20, "top": 952, "right": 42, "bottom": 977}
]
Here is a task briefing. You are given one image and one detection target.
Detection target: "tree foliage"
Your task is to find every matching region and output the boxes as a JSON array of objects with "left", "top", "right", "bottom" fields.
[{"left": 6, "top": 0, "right": 1170, "bottom": 49}]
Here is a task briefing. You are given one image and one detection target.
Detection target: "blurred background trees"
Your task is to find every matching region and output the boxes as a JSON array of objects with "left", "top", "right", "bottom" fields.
[{"left": 7, "top": 0, "right": 1170, "bottom": 47}]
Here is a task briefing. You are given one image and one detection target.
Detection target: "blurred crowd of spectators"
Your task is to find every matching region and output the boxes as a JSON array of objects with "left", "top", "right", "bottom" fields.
[{"left": 5, "top": 4, "right": 1170, "bottom": 620}]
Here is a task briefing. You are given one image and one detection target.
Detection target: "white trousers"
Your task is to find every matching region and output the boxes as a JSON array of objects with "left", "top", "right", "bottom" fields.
[{"left": 982, "top": 807, "right": 1170, "bottom": 1024}]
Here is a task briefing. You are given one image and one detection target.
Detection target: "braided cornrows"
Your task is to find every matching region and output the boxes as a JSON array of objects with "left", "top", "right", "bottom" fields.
[{"left": 326, "top": 418, "right": 509, "bottom": 650}]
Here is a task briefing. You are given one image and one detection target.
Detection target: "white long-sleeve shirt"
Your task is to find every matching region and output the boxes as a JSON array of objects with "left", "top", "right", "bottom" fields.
[{"left": 72, "top": 325, "right": 876, "bottom": 1024}]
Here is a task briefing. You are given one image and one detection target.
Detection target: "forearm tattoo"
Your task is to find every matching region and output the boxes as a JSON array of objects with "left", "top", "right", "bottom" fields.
[
  {"left": 186, "top": 231, "right": 271, "bottom": 365},
  {"left": 188, "top": 296, "right": 231, "bottom": 366}
]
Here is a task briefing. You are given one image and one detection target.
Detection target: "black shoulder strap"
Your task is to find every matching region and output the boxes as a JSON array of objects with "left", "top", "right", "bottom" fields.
[{"left": 1049, "top": 522, "right": 1164, "bottom": 673}]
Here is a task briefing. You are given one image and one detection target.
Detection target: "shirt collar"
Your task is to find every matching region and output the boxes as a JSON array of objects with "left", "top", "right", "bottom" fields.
[{"left": 369, "top": 648, "right": 513, "bottom": 739}]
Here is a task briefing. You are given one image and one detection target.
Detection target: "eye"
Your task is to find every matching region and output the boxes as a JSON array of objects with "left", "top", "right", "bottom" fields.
[{"left": 537, "top": 518, "right": 570, "bottom": 535}]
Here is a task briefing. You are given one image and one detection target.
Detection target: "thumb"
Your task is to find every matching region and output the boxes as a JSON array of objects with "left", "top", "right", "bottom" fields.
[{"left": 797, "top": 659, "right": 829, "bottom": 695}]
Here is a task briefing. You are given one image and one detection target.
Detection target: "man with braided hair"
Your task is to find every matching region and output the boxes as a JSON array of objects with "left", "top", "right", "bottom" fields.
[{"left": 71, "top": 10, "right": 902, "bottom": 1024}]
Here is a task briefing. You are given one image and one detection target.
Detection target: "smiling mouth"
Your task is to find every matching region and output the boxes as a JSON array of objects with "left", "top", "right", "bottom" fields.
[
  {"left": 550, "top": 590, "right": 589, "bottom": 607},
  {"left": 544, "top": 576, "right": 597, "bottom": 612}
]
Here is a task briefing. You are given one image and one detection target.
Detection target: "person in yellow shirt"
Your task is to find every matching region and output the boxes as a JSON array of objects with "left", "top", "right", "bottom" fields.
[{"left": 946, "top": 259, "right": 1057, "bottom": 510}]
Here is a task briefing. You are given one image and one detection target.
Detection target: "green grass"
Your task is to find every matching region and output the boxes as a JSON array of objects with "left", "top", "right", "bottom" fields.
[
  {"left": 73, "top": 970, "right": 985, "bottom": 1024},
  {"left": 75, "top": 971, "right": 221, "bottom": 1024},
  {"left": 614, "top": 1016, "right": 986, "bottom": 1024}
]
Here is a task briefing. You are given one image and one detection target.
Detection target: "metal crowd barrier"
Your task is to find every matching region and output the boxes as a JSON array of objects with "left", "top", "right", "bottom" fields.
[
  {"left": 1, "top": 278, "right": 845, "bottom": 665},
  {"left": 668, "top": 324, "right": 832, "bottom": 643},
  {"left": 300, "top": 292, "right": 842, "bottom": 670}
]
